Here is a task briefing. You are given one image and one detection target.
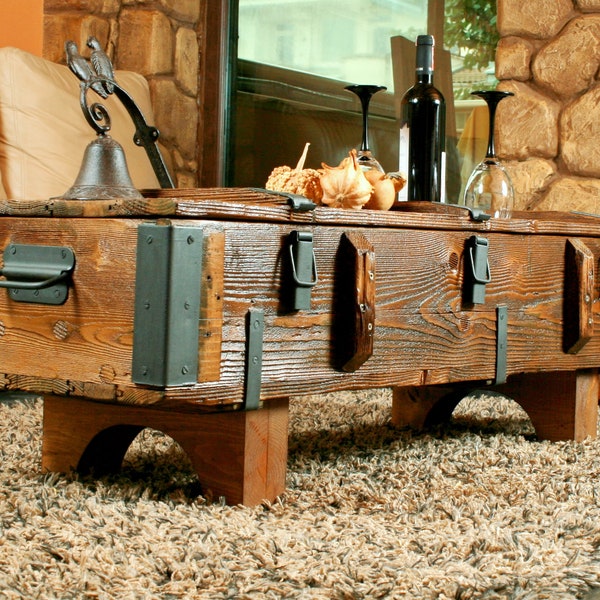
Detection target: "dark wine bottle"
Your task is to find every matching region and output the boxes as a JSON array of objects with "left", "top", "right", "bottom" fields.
[{"left": 398, "top": 35, "right": 446, "bottom": 203}]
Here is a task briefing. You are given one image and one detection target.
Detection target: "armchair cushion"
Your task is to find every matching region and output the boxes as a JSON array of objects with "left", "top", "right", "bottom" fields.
[{"left": 0, "top": 46, "right": 160, "bottom": 199}]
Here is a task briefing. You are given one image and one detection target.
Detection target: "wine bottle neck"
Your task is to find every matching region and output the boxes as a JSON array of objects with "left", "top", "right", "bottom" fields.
[
  {"left": 416, "top": 73, "right": 434, "bottom": 85},
  {"left": 415, "top": 35, "right": 435, "bottom": 82}
]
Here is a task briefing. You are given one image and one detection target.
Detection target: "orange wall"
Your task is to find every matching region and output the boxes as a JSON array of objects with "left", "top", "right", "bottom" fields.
[{"left": 0, "top": 0, "right": 44, "bottom": 56}]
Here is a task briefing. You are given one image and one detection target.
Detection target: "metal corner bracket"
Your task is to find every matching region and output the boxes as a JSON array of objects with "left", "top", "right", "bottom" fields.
[{"left": 132, "top": 222, "right": 203, "bottom": 387}]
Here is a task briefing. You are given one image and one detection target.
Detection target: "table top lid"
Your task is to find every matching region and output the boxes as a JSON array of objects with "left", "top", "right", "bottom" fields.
[{"left": 1, "top": 187, "right": 600, "bottom": 236}]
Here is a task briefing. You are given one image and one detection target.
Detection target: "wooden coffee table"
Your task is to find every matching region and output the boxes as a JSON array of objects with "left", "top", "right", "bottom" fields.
[{"left": 0, "top": 190, "right": 597, "bottom": 505}]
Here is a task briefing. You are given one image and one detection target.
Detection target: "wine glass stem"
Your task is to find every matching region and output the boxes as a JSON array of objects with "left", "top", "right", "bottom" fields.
[
  {"left": 360, "top": 95, "right": 371, "bottom": 152},
  {"left": 486, "top": 99, "right": 499, "bottom": 159}
]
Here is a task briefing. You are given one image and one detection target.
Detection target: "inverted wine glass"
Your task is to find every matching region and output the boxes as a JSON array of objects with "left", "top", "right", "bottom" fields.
[
  {"left": 464, "top": 90, "right": 515, "bottom": 218},
  {"left": 345, "top": 84, "right": 386, "bottom": 173}
]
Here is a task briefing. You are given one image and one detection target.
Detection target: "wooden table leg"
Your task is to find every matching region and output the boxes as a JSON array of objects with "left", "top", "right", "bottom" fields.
[
  {"left": 495, "top": 369, "right": 598, "bottom": 442},
  {"left": 42, "top": 395, "right": 289, "bottom": 506},
  {"left": 392, "top": 370, "right": 599, "bottom": 443}
]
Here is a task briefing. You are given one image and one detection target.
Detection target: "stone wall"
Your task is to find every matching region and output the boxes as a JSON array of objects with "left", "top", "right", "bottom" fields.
[
  {"left": 43, "top": 0, "right": 202, "bottom": 188},
  {"left": 496, "top": 0, "right": 600, "bottom": 212}
]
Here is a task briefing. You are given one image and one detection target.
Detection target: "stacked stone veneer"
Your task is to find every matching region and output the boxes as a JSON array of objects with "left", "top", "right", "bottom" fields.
[
  {"left": 496, "top": 0, "right": 600, "bottom": 211},
  {"left": 43, "top": 0, "right": 201, "bottom": 187}
]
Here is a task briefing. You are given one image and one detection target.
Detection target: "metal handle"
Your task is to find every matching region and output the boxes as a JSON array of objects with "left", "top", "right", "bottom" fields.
[
  {"left": 289, "top": 243, "right": 318, "bottom": 287},
  {"left": 1, "top": 244, "right": 75, "bottom": 305},
  {"left": 468, "top": 245, "right": 492, "bottom": 284},
  {"left": 0, "top": 269, "right": 71, "bottom": 290}
]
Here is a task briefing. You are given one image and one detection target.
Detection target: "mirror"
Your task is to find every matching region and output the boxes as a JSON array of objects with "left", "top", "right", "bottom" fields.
[{"left": 226, "top": 0, "right": 499, "bottom": 205}]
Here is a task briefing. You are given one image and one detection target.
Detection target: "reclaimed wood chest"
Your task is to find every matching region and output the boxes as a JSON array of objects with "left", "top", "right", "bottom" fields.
[{"left": 0, "top": 189, "right": 598, "bottom": 505}]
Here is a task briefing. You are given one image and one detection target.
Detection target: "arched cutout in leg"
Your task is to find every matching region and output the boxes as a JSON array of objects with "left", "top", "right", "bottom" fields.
[
  {"left": 391, "top": 385, "right": 472, "bottom": 430},
  {"left": 78, "top": 425, "right": 144, "bottom": 476},
  {"left": 42, "top": 395, "right": 146, "bottom": 476}
]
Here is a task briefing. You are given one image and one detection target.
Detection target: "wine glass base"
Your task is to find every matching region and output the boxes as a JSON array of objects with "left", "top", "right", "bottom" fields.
[
  {"left": 357, "top": 152, "right": 384, "bottom": 173},
  {"left": 464, "top": 161, "right": 514, "bottom": 219}
]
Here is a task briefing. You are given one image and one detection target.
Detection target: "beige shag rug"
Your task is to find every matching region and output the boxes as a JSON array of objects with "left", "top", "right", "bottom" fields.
[{"left": 1, "top": 389, "right": 600, "bottom": 599}]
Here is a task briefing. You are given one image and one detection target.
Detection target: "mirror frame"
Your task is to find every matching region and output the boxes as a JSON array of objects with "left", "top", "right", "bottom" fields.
[{"left": 199, "top": 0, "right": 237, "bottom": 187}]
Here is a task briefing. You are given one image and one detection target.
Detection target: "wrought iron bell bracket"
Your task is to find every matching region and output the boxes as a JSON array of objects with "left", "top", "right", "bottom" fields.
[{"left": 61, "top": 37, "right": 174, "bottom": 201}]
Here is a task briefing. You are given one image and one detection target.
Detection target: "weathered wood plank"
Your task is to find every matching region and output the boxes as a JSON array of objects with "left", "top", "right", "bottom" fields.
[
  {"left": 0, "top": 218, "right": 139, "bottom": 386},
  {"left": 4, "top": 191, "right": 600, "bottom": 236},
  {"left": 0, "top": 197, "right": 177, "bottom": 217},
  {"left": 198, "top": 231, "right": 225, "bottom": 382}
]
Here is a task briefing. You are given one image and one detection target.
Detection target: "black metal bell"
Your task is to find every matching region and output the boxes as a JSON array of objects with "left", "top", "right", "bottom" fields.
[{"left": 61, "top": 134, "right": 143, "bottom": 200}]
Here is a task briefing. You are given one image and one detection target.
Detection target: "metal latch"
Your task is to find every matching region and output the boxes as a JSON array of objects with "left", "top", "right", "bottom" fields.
[
  {"left": 444, "top": 202, "right": 491, "bottom": 222},
  {"left": 249, "top": 188, "right": 317, "bottom": 212},
  {"left": 288, "top": 230, "right": 318, "bottom": 311},
  {"left": 132, "top": 223, "right": 203, "bottom": 387},
  {"left": 465, "top": 235, "right": 491, "bottom": 305},
  {"left": 0, "top": 243, "right": 75, "bottom": 305}
]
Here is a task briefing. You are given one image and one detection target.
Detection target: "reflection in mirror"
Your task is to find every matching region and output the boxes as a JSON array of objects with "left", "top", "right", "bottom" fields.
[{"left": 230, "top": 0, "right": 499, "bottom": 205}]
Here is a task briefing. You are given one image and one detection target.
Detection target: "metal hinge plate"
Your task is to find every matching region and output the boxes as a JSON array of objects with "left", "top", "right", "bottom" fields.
[{"left": 132, "top": 222, "right": 203, "bottom": 387}]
